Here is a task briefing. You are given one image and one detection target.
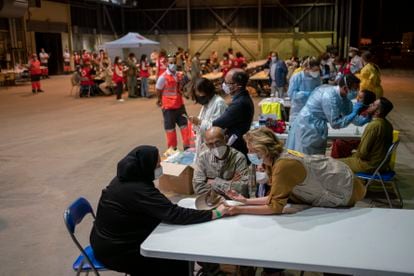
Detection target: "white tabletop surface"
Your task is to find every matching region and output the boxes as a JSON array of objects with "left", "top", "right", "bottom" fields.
[
  {"left": 141, "top": 198, "right": 414, "bottom": 275},
  {"left": 274, "top": 123, "right": 367, "bottom": 140}
]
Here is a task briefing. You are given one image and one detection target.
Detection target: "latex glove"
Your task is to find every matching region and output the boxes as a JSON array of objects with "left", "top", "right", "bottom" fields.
[{"left": 352, "top": 101, "right": 364, "bottom": 115}]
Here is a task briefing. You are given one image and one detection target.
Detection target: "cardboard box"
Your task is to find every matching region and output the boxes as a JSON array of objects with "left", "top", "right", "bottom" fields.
[{"left": 158, "top": 161, "right": 194, "bottom": 195}]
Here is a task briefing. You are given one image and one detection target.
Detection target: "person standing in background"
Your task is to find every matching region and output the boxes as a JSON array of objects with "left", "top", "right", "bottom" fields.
[
  {"left": 269, "top": 52, "right": 288, "bottom": 98},
  {"left": 73, "top": 51, "right": 81, "bottom": 68},
  {"left": 356, "top": 51, "right": 384, "bottom": 98},
  {"left": 63, "top": 48, "right": 71, "bottom": 74},
  {"left": 191, "top": 52, "right": 201, "bottom": 80},
  {"left": 113, "top": 56, "right": 125, "bottom": 102},
  {"left": 39, "top": 48, "right": 49, "bottom": 78},
  {"left": 139, "top": 54, "right": 150, "bottom": 98},
  {"left": 29, "top": 53, "right": 44, "bottom": 94},
  {"left": 126, "top": 53, "right": 138, "bottom": 98},
  {"left": 156, "top": 56, "right": 191, "bottom": 156}
]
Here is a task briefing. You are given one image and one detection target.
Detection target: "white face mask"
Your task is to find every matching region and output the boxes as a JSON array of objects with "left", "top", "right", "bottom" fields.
[
  {"left": 271, "top": 57, "right": 277, "bottom": 62},
  {"left": 118, "top": 60, "right": 122, "bottom": 64},
  {"left": 256, "top": 171, "right": 268, "bottom": 185},
  {"left": 211, "top": 145, "right": 227, "bottom": 159},
  {"left": 222, "top": 82, "right": 232, "bottom": 95},
  {"left": 154, "top": 167, "right": 163, "bottom": 180},
  {"left": 309, "top": 71, "right": 320, "bottom": 78}
]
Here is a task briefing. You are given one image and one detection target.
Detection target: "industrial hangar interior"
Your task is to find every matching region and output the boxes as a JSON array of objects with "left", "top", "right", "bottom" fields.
[{"left": 1, "top": 0, "right": 414, "bottom": 275}]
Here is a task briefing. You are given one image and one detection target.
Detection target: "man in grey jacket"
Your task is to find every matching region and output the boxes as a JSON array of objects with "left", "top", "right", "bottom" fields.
[{"left": 193, "top": 127, "right": 250, "bottom": 197}]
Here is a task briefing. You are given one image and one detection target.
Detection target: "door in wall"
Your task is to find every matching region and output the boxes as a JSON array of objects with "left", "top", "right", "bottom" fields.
[{"left": 35, "top": 32, "right": 63, "bottom": 75}]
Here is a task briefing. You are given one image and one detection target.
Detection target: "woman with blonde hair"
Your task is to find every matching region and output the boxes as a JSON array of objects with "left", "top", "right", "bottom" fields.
[{"left": 226, "top": 127, "right": 366, "bottom": 215}]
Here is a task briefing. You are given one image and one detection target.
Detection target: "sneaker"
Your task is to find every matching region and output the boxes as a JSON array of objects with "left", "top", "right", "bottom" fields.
[
  {"left": 117, "top": 99, "right": 124, "bottom": 102},
  {"left": 163, "top": 147, "right": 178, "bottom": 157},
  {"left": 32, "top": 89, "right": 36, "bottom": 94},
  {"left": 37, "top": 89, "right": 44, "bottom": 93}
]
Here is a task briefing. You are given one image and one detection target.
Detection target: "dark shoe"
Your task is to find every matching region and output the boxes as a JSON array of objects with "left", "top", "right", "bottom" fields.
[
  {"left": 32, "top": 89, "right": 36, "bottom": 94},
  {"left": 128, "top": 95, "right": 138, "bottom": 98},
  {"left": 37, "top": 89, "right": 44, "bottom": 93}
]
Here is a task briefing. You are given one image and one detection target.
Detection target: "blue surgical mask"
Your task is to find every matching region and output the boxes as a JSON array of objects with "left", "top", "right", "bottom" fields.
[
  {"left": 154, "top": 167, "right": 163, "bottom": 180},
  {"left": 247, "top": 153, "right": 263, "bottom": 165},
  {"left": 347, "top": 89, "right": 358, "bottom": 100}
]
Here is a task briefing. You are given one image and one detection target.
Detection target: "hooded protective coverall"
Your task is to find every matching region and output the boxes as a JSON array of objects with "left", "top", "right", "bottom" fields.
[
  {"left": 288, "top": 70, "right": 321, "bottom": 124},
  {"left": 286, "top": 85, "right": 359, "bottom": 155}
]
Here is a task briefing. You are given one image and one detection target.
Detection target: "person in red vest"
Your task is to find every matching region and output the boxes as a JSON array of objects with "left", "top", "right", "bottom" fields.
[
  {"left": 156, "top": 55, "right": 190, "bottom": 156},
  {"left": 79, "top": 63, "right": 95, "bottom": 97},
  {"left": 156, "top": 49, "right": 168, "bottom": 79},
  {"left": 29, "top": 53, "right": 43, "bottom": 94},
  {"left": 113, "top": 56, "right": 125, "bottom": 102},
  {"left": 232, "top": 51, "right": 246, "bottom": 69},
  {"left": 220, "top": 53, "right": 233, "bottom": 78}
]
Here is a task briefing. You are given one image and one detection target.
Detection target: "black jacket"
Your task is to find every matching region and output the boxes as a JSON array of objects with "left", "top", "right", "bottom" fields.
[
  {"left": 213, "top": 89, "right": 254, "bottom": 155},
  {"left": 90, "top": 146, "right": 211, "bottom": 270}
]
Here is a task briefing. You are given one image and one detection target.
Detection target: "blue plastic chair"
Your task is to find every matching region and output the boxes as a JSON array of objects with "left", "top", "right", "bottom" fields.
[
  {"left": 356, "top": 140, "right": 403, "bottom": 208},
  {"left": 63, "top": 197, "right": 106, "bottom": 276}
]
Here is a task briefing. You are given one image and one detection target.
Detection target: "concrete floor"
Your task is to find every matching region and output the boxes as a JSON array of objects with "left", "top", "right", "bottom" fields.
[{"left": 0, "top": 70, "right": 414, "bottom": 276}]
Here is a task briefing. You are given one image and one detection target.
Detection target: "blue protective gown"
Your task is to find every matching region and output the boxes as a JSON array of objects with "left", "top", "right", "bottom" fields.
[
  {"left": 286, "top": 85, "right": 354, "bottom": 155},
  {"left": 287, "top": 71, "right": 321, "bottom": 124}
]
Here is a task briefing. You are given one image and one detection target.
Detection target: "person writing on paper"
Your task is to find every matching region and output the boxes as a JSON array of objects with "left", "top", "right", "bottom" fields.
[
  {"left": 187, "top": 78, "right": 227, "bottom": 161},
  {"left": 90, "top": 145, "right": 229, "bottom": 276},
  {"left": 193, "top": 127, "right": 250, "bottom": 197},
  {"left": 225, "top": 127, "right": 366, "bottom": 215},
  {"left": 340, "top": 97, "right": 394, "bottom": 174},
  {"left": 286, "top": 74, "right": 363, "bottom": 155}
]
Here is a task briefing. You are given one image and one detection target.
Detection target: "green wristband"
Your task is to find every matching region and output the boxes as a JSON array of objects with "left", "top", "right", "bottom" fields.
[{"left": 214, "top": 209, "right": 222, "bottom": 218}]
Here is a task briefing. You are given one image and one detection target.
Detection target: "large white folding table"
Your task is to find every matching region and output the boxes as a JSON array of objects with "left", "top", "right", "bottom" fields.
[
  {"left": 274, "top": 123, "right": 367, "bottom": 141},
  {"left": 141, "top": 198, "right": 414, "bottom": 275}
]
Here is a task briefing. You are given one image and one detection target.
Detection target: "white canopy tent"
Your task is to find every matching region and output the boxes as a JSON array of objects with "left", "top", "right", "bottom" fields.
[{"left": 103, "top": 32, "right": 160, "bottom": 62}]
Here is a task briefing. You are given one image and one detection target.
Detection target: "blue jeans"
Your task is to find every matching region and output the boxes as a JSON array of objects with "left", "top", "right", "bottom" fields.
[{"left": 141, "top": 77, "right": 148, "bottom": 97}]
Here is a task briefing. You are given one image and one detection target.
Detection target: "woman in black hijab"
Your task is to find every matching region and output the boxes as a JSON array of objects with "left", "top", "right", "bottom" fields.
[{"left": 90, "top": 145, "right": 226, "bottom": 275}]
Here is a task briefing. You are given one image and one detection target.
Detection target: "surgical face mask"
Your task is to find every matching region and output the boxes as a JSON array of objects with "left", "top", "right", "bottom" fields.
[
  {"left": 118, "top": 60, "right": 122, "bottom": 64},
  {"left": 271, "top": 57, "right": 277, "bottom": 62},
  {"left": 347, "top": 89, "right": 358, "bottom": 100},
  {"left": 222, "top": 82, "right": 232, "bottom": 95},
  {"left": 256, "top": 171, "right": 268, "bottom": 185},
  {"left": 211, "top": 145, "right": 227, "bottom": 159},
  {"left": 309, "top": 71, "right": 320, "bottom": 78},
  {"left": 321, "top": 60, "right": 327, "bottom": 65},
  {"left": 247, "top": 153, "right": 263, "bottom": 166},
  {"left": 349, "top": 52, "right": 355, "bottom": 58},
  {"left": 168, "top": 63, "right": 177, "bottom": 73},
  {"left": 154, "top": 167, "right": 163, "bottom": 179}
]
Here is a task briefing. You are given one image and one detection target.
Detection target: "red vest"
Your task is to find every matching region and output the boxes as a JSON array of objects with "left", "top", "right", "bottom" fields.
[
  {"left": 30, "top": 59, "right": 42, "bottom": 75},
  {"left": 80, "top": 67, "right": 94, "bottom": 86},
  {"left": 112, "top": 64, "right": 124, "bottom": 83},
  {"left": 140, "top": 61, "right": 150, "bottom": 78},
  {"left": 161, "top": 72, "right": 183, "bottom": 110}
]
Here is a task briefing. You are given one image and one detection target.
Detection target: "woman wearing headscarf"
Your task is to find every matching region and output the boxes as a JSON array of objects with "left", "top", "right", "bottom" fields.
[
  {"left": 187, "top": 78, "right": 227, "bottom": 161},
  {"left": 90, "top": 145, "right": 228, "bottom": 275}
]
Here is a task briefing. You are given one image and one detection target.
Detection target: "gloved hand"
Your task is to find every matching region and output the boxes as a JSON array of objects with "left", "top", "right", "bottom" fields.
[{"left": 352, "top": 101, "right": 364, "bottom": 115}]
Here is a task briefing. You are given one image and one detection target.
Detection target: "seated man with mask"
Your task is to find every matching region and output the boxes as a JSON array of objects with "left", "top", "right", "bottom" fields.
[{"left": 193, "top": 126, "right": 250, "bottom": 197}]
